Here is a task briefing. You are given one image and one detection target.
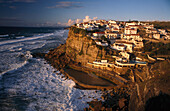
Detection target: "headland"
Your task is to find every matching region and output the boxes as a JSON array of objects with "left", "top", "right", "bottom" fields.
[{"left": 45, "top": 20, "right": 170, "bottom": 110}]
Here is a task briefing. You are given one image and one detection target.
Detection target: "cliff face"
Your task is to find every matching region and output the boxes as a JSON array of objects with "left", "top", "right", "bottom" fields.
[
  {"left": 65, "top": 29, "right": 99, "bottom": 65},
  {"left": 129, "top": 60, "right": 170, "bottom": 111},
  {"left": 45, "top": 28, "right": 104, "bottom": 69},
  {"left": 45, "top": 28, "right": 170, "bottom": 111}
]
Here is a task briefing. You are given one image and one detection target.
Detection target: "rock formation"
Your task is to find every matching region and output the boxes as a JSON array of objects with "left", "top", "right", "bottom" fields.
[{"left": 45, "top": 27, "right": 170, "bottom": 111}]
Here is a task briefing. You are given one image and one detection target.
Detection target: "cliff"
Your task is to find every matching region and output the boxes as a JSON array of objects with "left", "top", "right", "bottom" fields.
[
  {"left": 65, "top": 28, "right": 99, "bottom": 65},
  {"left": 128, "top": 60, "right": 170, "bottom": 111},
  {"left": 86, "top": 60, "right": 170, "bottom": 111},
  {"left": 45, "top": 27, "right": 170, "bottom": 111},
  {"left": 45, "top": 26, "right": 115, "bottom": 69}
]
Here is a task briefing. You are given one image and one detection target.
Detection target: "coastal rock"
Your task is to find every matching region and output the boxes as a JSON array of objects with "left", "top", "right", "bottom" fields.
[
  {"left": 45, "top": 27, "right": 170, "bottom": 111},
  {"left": 129, "top": 60, "right": 170, "bottom": 111},
  {"left": 45, "top": 28, "right": 102, "bottom": 68}
]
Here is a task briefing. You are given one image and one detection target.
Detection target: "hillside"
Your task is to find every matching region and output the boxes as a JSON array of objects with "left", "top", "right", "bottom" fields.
[{"left": 143, "top": 21, "right": 170, "bottom": 31}]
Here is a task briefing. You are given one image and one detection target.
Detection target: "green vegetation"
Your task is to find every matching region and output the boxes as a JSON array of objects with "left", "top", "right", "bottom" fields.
[
  {"left": 98, "top": 25, "right": 106, "bottom": 29},
  {"left": 87, "top": 29, "right": 100, "bottom": 33},
  {"left": 92, "top": 72, "right": 96, "bottom": 74},
  {"left": 101, "top": 35, "right": 107, "bottom": 41},
  {"left": 98, "top": 54, "right": 103, "bottom": 58},
  {"left": 70, "top": 26, "right": 87, "bottom": 36},
  {"left": 138, "top": 29, "right": 147, "bottom": 38},
  {"left": 87, "top": 36, "right": 91, "bottom": 40},
  {"left": 92, "top": 40, "right": 96, "bottom": 45},
  {"left": 79, "top": 46, "right": 84, "bottom": 55},
  {"left": 68, "top": 40, "right": 71, "bottom": 43},
  {"left": 74, "top": 53, "right": 77, "bottom": 60},
  {"left": 145, "top": 21, "right": 170, "bottom": 30},
  {"left": 97, "top": 45, "right": 102, "bottom": 50},
  {"left": 121, "top": 69, "right": 131, "bottom": 80},
  {"left": 79, "top": 50, "right": 83, "bottom": 55},
  {"left": 144, "top": 42, "right": 170, "bottom": 55}
]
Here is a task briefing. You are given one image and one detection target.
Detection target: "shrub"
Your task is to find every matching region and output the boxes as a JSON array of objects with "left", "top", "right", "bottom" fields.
[
  {"left": 101, "top": 35, "right": 107, "bottom": 41},
  {"left": 79, "top": 48, "right": 84, "bottom": 55},
  {"left": 98, "top": 54, "right": 103, "bottom": 58},
  {"left": 70, "top": 26, "right": 87, "bottom": 36},
  {"left": 92, "top": 40, "right": 96, "bottom": 45}
]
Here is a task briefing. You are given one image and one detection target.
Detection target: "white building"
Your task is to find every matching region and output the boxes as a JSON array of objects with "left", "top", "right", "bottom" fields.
[
  {"left": 111, "top": 44, "right": 126, "bottom": 51},
  {"left": 134, "top": 41, "right": 144, "bottom": 48},
  {"left": 93, "top": 32, "right": 105, "bottom": 37},
  {"left": 125, "top": 28, "right": 137, "bottom": 34},
  {"left": 124, "top": 34, "right": 141, "bottom": 41},
  {"left": 108, "top": 20, "right": 116, "bottom": 24},
  {"left": 128, "top": 25, "right": 140, "bottom": 29},
  {"left": 158, "top": 29, "right": 167, "bottom": 35},
  {"left": 111, "top": 28, "right": 119, "bottom": 32},
  {"left": 105, "top": 32, "right": 120, "bottom": 39},
  {"left": 125, "top": 22, "right": 137, "bottom": 26},
  {"left": 95, "top": 40, "right": 108, "bottom": 46},
  {"left": 146, "top": 28, "right": 158, "bottom": 34},
  {"left": 119, "top": 52, "right": 130, "bottom": 60},
  {"left": 113, "top": 40, "right": 134, "bottom": 52},
  {"left": 153, "top": 33, "right": 161, "bottom": 39}
]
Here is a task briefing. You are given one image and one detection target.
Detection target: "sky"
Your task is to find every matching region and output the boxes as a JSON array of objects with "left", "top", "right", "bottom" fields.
[{"left": 0, "top": 0, "right": 169, "bottom": 27}]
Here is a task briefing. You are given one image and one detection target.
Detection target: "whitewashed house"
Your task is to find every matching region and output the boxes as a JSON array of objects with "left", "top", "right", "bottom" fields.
[
  {"left": 108, "top": 20, "right": 116, "bottom": 24},
  {"left": 125, "top": 28, "right": 137, "bottom": 34},
  {"left": 95, "top": 40, "right": 108, "bottom": 46},
  {"left": 77, "top": 23, "right": 83, "bottom": 28},
  {"left": 146, "top": 28, "right": 158, "bottom": 34},
  {"left": 134, "top": 41, "right": 144, "bottom": 48},
  {"left": 123, "top": 42, "right": 134, "bottom": 52},
  {"left": 111, "top": 28, "right": 119, "bottom": 32},
  {"left": 125, "top": 22, "right": 137, "bottom": 26},
  {"left": 158, "top": 29, "right": 167, "bottom": 35},
  {"left": 93, "top": 32, "right": 105, "bottom": 37},
  {"left": 124, "top": 34, "right": 141, "bottom": 41},
  {"left": 120, "top": 52, "right": 130, "bottom": 60},
  {"left": 144, "top": 24, "right": 154, "bottom": 29},
  {"left": 111, "top": 44, "right": 126, "bottom": 51},
  {"left": 153, "top": 33, "right": 161, "bottom": 39},
  {"left": 105, "top": 32, "right": 120, "bottom": 39},
  {"left": 128, "top": 25, "right": 140, "bottom": 29}
]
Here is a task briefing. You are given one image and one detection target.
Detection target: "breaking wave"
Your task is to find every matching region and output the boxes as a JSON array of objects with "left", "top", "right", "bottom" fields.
[{"left": 0, "top": 28, "right": 102, "bottom": 110}]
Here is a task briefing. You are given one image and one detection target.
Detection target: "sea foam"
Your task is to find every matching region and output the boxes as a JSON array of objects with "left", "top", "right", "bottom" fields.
[{"left": 0, "top": 29, "right": 102, "bottom": 110}]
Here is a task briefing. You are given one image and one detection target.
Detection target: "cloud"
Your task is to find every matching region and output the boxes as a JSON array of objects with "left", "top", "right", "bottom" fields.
[
  {"left": 56, "top": 19, "right": 75, "bottom": 26},
  {"left": 83, "top": 16, "right": 98, "bottom": 22},
  {"left": 93, "top": 17, "right": 98, "bottom": 20},
  {"left": 83, "top": 16, "right": 90, "bottom": 22},
  {"left": 57, "top": 16, "right": 98, "bottom": 26},
  {"left": 75, "top": 19, "right": 82, "bottom": 24},
  {"left": 67, "top": 19, "right": 75, "bottom": 26},
  {"left": 0, "top": 0, "right": 36, "bottom": 3},
  {"left": 48, "top": 1, "right": 83, "bottom": 9},
  {"left": 35, "top": 16, "right": 98, "bottom": 27}
]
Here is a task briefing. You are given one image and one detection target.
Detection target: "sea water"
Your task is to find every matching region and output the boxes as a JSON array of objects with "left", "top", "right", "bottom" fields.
[{"left": 0, "top": 27, "right": 102, "bottom": 111}]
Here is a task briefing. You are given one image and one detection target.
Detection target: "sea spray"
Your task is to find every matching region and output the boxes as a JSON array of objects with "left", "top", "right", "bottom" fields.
[{"left": 0, "top": 28, "right": 102, "bottom": 110}]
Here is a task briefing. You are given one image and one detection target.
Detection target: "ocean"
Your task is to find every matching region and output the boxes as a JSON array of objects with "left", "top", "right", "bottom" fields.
[{"left": 0, "top": 27, "right": 102, "bottom": 111}]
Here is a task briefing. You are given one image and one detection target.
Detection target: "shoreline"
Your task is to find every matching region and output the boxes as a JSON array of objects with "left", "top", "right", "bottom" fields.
[{"left": 44, "top": 21, "right": 170, "bottom": 110}]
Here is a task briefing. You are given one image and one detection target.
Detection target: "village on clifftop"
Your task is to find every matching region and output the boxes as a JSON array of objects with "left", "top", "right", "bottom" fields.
[{"left": 73, "top": 20, "right": 169, "bottom": 74}]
